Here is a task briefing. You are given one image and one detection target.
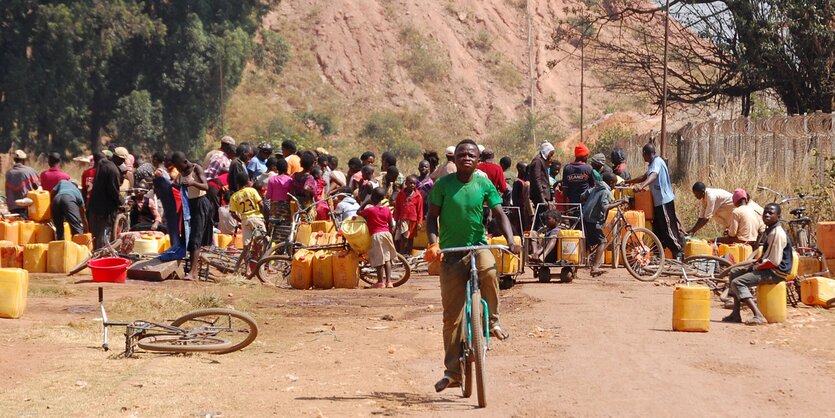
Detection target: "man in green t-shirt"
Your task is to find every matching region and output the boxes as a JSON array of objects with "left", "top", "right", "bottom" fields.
[{"left": 425, "top": 139, "right": 522, "bottom": 393}]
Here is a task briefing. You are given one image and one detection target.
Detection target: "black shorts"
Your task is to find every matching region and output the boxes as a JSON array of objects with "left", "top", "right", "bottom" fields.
[{"left": 187, "top": 196, "right": 213, "bottom": 251}]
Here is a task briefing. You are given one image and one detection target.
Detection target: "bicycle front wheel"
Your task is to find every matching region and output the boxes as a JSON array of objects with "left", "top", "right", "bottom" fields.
[
  {"left": 169, "top": 308, "right": 258, "bottom": 354},
  {"left": 621, "top": 227, "right": 663, "bottom": 282},
  {"left": 256, "top": 255, "right": 293, "bottom": 287},
  {"left": 137, "top": 335, "right": 233, "bottom": 353},
  {"left": 471, "top": 292, "right": 488, "bottom": 408}
]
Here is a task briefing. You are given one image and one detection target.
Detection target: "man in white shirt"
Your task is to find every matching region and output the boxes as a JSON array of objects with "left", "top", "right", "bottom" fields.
[{"left": 686, "top": 182, "right": 735, "bottom": 235}]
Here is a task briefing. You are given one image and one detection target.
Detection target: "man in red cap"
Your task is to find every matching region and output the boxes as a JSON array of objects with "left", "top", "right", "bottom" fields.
[
  {"left": 562, "top": 143, "right": 595, "bottom": 204},
  {"left": 718, "top": 188, "right": 764, "bottom": 248}
]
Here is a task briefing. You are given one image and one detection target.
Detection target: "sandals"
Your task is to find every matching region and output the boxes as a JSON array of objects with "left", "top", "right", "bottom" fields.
[
  {"left": 490, "top": 325, "right": 510, "bottom": 341},
  {"left": 434, "top": 375, "right": 461, "bottom": 393},
  {"left": 745, "top": 317, "right": 768, "bottom": 326},
  {"left": 372, "top": 282, "right": 385, "bottom": 289}
]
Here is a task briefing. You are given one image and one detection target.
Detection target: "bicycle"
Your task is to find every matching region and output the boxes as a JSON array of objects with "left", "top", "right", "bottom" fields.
[
  {"left": 256, "top": 193, "right": 411, "bottom": 288},
  {"left": 439, "top": 244, "right": 516, "bottom": 409},
  {"left": 199, "top": 225, "right": 272, "bottom": 284},
  {"left": 98, "top": 287, "right": 257, "bottom": 357},
  {"left": 599, "top": 195, "right": 666, "bottom": 281},
  {"left": 756, "top": 186, "right": 819, "bottom": 248}
]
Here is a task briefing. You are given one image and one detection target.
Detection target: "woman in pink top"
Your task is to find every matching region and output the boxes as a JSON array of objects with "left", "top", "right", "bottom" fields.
[{"left": 265, "top": 158, "right": 293, "bottom": 223}]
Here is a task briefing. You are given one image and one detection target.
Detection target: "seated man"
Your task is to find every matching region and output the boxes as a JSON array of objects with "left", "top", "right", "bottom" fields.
[
  {"left": 723, "top": 203, "right": 792, "bottom": 325},
  {"left": 717, "top": 188, "right": 764, "bottom": 248}
]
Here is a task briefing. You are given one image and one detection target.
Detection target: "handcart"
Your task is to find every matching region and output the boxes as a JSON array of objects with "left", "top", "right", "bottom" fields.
[
  {"left": 522, "top": 202, "right": 587, "bottom": 284},
  {"left": 495, "top": 206, "right": 525, "bottom": 290}
]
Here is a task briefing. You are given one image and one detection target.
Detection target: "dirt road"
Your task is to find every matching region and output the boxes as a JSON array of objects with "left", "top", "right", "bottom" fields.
[{"left": 2, "top": 270, "right": 835, "bottom": 417}]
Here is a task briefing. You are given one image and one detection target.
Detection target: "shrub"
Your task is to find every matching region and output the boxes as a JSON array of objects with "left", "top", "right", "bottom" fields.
[
  {"left": 471, "top": 30, "right": 493, "bottom": 51},
  {"left": 254, "top": 29, "right": 292, "bottom": 75},
  {"left": 399, "top": 26, "right": 450, "bottom": 85},
  {"left": 296, "top": 111, "right": 336, "bottom": 136},
  {"left": 591, "top": 124, "right": 635, "bottom": 156},
  {"left": 489, "top": 112, "right": 566, "bottom": 161}
]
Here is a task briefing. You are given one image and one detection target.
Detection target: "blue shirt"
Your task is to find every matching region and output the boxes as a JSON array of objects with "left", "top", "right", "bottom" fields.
[
  {"left": 646, "top": 156, "right": 674, "bottom": 206},
  {"left": 247, "top": 157, "right": 268, "bottom": 178},
  {"left": 52, "top": 179, "right": 84, "bottom": 206}
]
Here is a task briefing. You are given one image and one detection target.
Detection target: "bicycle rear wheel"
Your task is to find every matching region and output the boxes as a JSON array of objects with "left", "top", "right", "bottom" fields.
[
  {"left": 256, "top": 255, "right": 293, "bottom": 287},
  {"left": 359, "top": 253, "right": 412, "bottom": 287},
  {"left": 169, "top": 308, "right": 258, "bottom": 354},
  {"left": 137, "top": 335, "right": 233, "bottom": 353},
  {"left": 622, "top": 227, "right": 663, "bottom": 282},
  {"left": 471, "top": 291, "right": 488, "bottom": 408}
]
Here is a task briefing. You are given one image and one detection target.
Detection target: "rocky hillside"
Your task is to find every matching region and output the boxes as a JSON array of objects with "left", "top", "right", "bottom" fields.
[{"left": 224, "top": 0, "right": 654, "bottom": 159}]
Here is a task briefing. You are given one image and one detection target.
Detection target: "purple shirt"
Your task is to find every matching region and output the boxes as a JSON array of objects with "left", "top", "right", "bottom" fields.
[{"left": 265, "top": 174, "right": 293, "bottom": 202}]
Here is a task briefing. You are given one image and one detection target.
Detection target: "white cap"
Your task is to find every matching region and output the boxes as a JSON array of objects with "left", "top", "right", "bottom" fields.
[
  {"left": 445, "top": 146, "right": 455, "bottom": 156},
  {"left": 477, "top": 144, "right": 485, "bottom": 154},
  {"left": 13, "top": 150, "right": 26, "bottom": 159}
]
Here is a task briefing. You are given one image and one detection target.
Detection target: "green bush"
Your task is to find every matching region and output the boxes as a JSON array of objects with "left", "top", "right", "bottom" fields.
[
  {"left": 591, "top": 124, "right": 635, "bottom": 156},
  {"left": 399, "top": 26, "right": 450, "bottom": 85},
  {"left": 296, "top": 111, "right": 336, "bottom": 135},
  {"left": 254, "top": 29, "right": 292, "bottom": 74},
  {"left": 489, "top": 112, "right": 565, "bottom": 160},
  {"left": 471, "top": 30, "right": 493, "bottom": 51}
]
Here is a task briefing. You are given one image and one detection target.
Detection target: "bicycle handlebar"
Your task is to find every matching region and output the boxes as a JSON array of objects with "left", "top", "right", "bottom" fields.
[{"left": 440, "top": 244, "right": 514, "bottom": 254}]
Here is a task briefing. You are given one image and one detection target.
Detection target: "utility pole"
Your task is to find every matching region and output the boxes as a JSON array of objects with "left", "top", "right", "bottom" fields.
[
  {"left": 659, "top": 0, "right": 670, "bottom": 158},
  {"left": 527, "top": 0, "right": 536, "bottom": 146},
  {"left": 580, "top": 35, "right": 585, "bottom": 143}
]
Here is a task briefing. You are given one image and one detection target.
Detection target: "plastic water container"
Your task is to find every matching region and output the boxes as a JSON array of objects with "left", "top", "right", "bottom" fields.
[
  {"left": 311, "top": 220, "right": 335, "bottom": 234},
  {"left": 340, "top": 217, "right": 372, "bottom": 254},
  {"left": 312, "top": 250, "right": 334, "bottom": 289},
  {"left": 133, "top": 238, "right": 159, "bottom": 255},
  {"left": 0, "top": 268, "right": 28, "bottom": 318},
  {"left": 427, "top": 259, "right": 441, "bottom": 276},
  {"left": 412, "top": 224, "right": 429, "bottom": 249},
  {"left": 158, "top": 235, "right": 170, "bottom": 252},
  {"left": 48, "top": 240, "right": 86, "bottom": 273},
  {"left": 89, "top": 257, "right": 131, "bottom": 283},
  {"left": 797, "top": 256, "right": 823, "bottom": 277},
  {"left": 72, "top": 233, "right": 93, "bottom": 251},
  {"left": 672, "top": 285, "right": 710, "bottom": 332},
  {"left": 718, "top": 244, "right": 752, "bottom": 263},
  {"left": 234, "top": 234, "right": 244, "bottom": 249},
  {"left": 332, "top": 250, "right": 360, "bottom": 289},
  {"left": 800, "top": 277, "right": 835, "bottom": 306},
  {"left": 35, "top": 223, "right": 54, "bottom": 244},
  {"left": 290, "top": 249, "right": 314, "bottom": 289},
  {"left": 23, "top": 244, "right": 48, "bottom": 273},
  {"left": 0, "top": 243, "right": 22, "bottom": 268},
  {"left": 489, "top": 236, "right": 521, "bottom": 274},
  {"left": 817, "top": 221, "right": 835, "bottom": 259},
  {"left": 26, "top": 190, "right": 51, "bottom": 221},
  {"left": 18, "top": 221, "right": 38, "bottom": 245},
  {"left": 634, "top": 190, "right": 654, "bottom": 221},
  {"left": 216, "top": 233, "right": 233, "bottom": 248},
  {"left": 757, "top": 281, "right": 787, "bottom": 323},
  {"left": 0, "top": 221, "right": 20, "bottom": 245},
  {"left": 558, "top": 230, "right": 583, "bottom": 265},
  {"left": 623, "top": 210, "right": 646, "bottom": 233},
  {"left": 685, "top": 239, "right": 715, "bottom": 258},
  {"left": 295, "top": 223, "right": 312, "bottom": 247}
]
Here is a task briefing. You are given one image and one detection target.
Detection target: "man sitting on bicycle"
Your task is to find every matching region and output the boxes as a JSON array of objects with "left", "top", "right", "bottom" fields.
[
  {"left": 424, "top": 139, "right": 522, "bottom": 393},
  {"left": 581, "top": 172, "right": 620, "bottom": 277},
  {"left": 723, "top": 203, "right": 793, "bottom": 325}
]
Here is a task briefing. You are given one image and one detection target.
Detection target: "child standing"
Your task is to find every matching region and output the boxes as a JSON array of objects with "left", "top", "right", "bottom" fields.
[
  {"left": 394, "top": 175, "right": 424, "bottom": 254},
  {"left": 580, "top": 172, "right": 620, "bottom": 276},
  {"left": 229, "top": 171, "right": 266, "bottom": 246},
  {"left": 359, "top": 187, "right": 396, "bottom": 288},
  {"left": 265, "top": 158, "right": 293, "bottom": 224}
]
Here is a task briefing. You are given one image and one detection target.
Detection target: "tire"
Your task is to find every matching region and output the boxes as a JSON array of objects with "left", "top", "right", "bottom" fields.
[
  {"left": 461, "top": 343, "right": 473, "bottom": 398},
  {"left": 262, "top": 240, "right": 293, "bottom": 258},
  {"left": 113, "top": 213, "right": 129, "bottom": 242},
  {"left": 471, "top": 292, "right": 488, "bottom": 408},
  {"left": 560, "top": 267, "right": 574, "bottom": 283},
  {"left": 538, "top": 267, "right": 551, "bottom": 283},
  {"left": 169, "top": 308, "right": 258, "bottom": 354},
  {"left": 621, "top": 227, "right": 663, "bottom": 282},
  {"left": 359, "top": 253, "right": 411, "bottom": 287},
  {"left": 137, "top": 335, "right": 234, "bottom": 353},
  {"left": 256, "top": 255, "right": 293, "bottom": 287}
]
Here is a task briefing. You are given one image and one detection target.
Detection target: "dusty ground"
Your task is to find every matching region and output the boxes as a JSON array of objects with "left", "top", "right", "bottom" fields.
[{"left": 3, "top": 268, "right": 835, "bottom": 417}]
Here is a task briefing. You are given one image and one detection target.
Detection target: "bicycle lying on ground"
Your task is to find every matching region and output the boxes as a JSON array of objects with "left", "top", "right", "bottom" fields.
[
  {"left": 440, "top": 244, "right": 516, "bottom": 409},
  {"left": 98, "top": 287, "right": 257, "bottom": 357}
]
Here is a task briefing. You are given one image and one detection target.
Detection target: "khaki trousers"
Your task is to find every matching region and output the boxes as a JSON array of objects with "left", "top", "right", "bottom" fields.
[{"left": 439, "top": 249, "right": 499, "bottom": 379}]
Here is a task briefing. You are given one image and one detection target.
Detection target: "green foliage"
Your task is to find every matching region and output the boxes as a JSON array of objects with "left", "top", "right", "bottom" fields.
[
  {"left": 0, "top": 0, "right": 278, "bottom": 157},
  {"left": 360, "top": 111, "right": 423, "bottom": 162},
  {"left": 591, "top": 124, "right": 635, "bottom": 156},
  {"left": 296, "top": 111, "right": 336, "bottom": 136},
  {"left": 471, "top": 30, "right": 493, "bottom": 51},
  {"left": 398, "top": 26, "right": 450, "bottom": 85},
  {"left": 254, "top": 29, "right": 292, "bottom": 74},
  {"left": 109, "top": 90, "right": 164, "bottom": 154},
  {"left": 489, "top": 112, "right": 566, "bottom": 160}
]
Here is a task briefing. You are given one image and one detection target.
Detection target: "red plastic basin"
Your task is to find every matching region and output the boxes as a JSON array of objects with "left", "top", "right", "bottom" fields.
[{"left": 89, "top": 257, "right": 131, "bottom": 283}]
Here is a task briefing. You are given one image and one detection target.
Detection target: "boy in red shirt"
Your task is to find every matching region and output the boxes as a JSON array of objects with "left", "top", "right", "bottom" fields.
[
  {"left": 394, "top": 175, "right": 423, "bottom": 254},
  {"left": 359, "top": 187, "right": 396, "bottom": 288}
]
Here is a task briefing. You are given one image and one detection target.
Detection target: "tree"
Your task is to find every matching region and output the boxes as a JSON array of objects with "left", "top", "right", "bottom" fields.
[
  {"left": 551, "top": 0, "right": 835, "bottom": 116},
  {"left": 0, "top": 0, "right": 281, "bottom": 157}
]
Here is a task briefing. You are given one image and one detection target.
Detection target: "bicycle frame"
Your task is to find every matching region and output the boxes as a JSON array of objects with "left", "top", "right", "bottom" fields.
[{"left": 99, "top": 287, "right": 183, "bottom": 357}]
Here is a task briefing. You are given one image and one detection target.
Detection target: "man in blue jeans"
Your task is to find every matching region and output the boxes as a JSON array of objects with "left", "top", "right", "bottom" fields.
[{"left": 723, "top": 203, "right": 793, "bottom": 325}]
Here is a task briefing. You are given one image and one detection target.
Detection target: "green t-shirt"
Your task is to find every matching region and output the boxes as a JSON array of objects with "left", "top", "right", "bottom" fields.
[{"left": 429, "top": 173, "right": 503, "bottom": 248}]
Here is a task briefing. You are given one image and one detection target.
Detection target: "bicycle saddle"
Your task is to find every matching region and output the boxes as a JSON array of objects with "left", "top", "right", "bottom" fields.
[{"left": 790, "top": 207, "right": 805, "bottom": 217}]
